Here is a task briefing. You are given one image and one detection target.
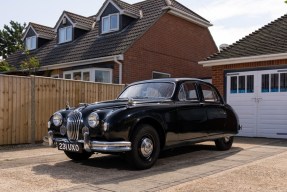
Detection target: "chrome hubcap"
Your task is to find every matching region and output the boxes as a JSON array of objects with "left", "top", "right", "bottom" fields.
[
  {"left": 224, "top": 137, "right": 230, "bottom": 142},
  {"left": 140, "top": 138, "right": 154, "bottom": 158}
]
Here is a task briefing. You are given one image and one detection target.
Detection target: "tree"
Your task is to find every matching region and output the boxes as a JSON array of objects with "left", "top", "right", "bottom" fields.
[
  {"left": 0, "top": 60, "right": 15, "bottom": 72},
  {"left": 20, "top": 50, "right": 40, "bottom": 75},
  {"left": 0, "top": 21, "right": 26, "bottom": 59}
]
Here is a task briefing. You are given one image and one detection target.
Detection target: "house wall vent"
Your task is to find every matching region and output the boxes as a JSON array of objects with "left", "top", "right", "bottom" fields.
[{"left": 62, "top": 17, "right": 67, "bottom": 25}]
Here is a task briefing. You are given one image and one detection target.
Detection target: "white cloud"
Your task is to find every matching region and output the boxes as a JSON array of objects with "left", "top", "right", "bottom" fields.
[
  {"left": 210, "top": 25, "right": 262, "bottom": 46},
  {"left": 186, "top": 0, "right": 287, "bottom": 46},
  {"left": 194, "top": 0, "right": 286, "bottom": 22},
  {"left": 1, "top": 0, "right": 286, "bottom": 49}
]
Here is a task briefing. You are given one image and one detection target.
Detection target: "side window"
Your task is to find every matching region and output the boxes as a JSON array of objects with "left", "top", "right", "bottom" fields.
[
  {"left": 178, "top": 82, "right": 198, "bottom": 101},
  {"left": 201, "top": 84, "right": 220, "bottom": 103}
]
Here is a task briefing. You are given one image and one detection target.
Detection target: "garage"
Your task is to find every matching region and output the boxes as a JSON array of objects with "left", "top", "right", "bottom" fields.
[
  {"left": 199, "top": 14, "right": 287, "bottom": 139},
  {"left": 226, "top": 69, "right": 287, "bottom": 138}
]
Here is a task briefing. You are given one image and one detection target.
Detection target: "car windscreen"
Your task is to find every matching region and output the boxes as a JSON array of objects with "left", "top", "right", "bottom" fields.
[{"left": 118, "top": 82, "right": 175, "bottom": 100}]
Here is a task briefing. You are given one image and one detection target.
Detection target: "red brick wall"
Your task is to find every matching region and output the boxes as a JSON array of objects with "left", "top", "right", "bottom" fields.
[
  {"left": 123, "top": 13, "right": 218, "bottom": 84},
  {"left": 212, "top": 59, "right": 287, "bottom": 95}
]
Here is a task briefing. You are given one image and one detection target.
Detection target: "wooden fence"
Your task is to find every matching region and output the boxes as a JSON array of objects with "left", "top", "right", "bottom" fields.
[{"left": 0, "top": 75, "right": 124, "bottom": 145}]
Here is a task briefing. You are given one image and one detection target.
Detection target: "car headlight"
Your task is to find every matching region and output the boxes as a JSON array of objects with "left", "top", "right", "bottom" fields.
[
  {"left": 52, "top": 112, "right": 63, "bottom": 127},
  {"left": 88, "top": 112, "right": 99, "bottom": 128}
]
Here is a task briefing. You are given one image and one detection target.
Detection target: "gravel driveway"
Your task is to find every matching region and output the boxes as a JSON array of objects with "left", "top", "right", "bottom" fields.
[
  {"left": 0, "top": 137, "right": 286, "bottom": 192},
  {"left": 163, "top": 147, "right": 287, "bottom": 192}
]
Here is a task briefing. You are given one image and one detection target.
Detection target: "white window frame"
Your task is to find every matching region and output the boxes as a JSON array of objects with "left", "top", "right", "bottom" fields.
[
  {"left": 63, "top": 68, "right": 113, "bottom": 83},
  {"left": 152, "top": 71, "right": 171, "bottom": 79},
  {"left": 101, "top": 13, "right": 119, "bottom": 34},
  {"left": 59, "top": 26, "right": 73, "bottom": 44},
  {"left": 25, "top": 36, "right": 37, "bottom": 50}
]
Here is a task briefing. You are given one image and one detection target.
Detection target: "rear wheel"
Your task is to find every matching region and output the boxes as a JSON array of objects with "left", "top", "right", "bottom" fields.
[
  {"left": 215, "top": 136, "right": 234, "bottom": 151},
  {"left": 64, "top": 151, "right": 93, "bottom": 161},
  {"left": 127, "top": 124, "right": 160, "bottom": 170}
]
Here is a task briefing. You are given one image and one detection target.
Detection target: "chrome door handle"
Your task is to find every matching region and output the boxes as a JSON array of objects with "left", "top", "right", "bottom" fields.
[{"left": 257, "top": 98, "right": 263, "bottom": 103}]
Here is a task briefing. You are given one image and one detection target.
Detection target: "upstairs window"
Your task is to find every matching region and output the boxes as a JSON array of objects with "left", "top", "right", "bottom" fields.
[
  {"left": 59, "top": 26, "right": 72, "bottom": 43},
  {"left": 102, "top": 13, "right": 119, "bottom": 34},
  {"left": 26, "top": 36, "right": 36, "bottom": 50}
]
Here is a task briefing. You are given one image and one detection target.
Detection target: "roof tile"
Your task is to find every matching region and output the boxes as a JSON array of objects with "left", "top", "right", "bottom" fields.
[
  {"left": 30, "top": 23, "right": 55, "bottom": 39},
  {"left": 64, "top": 11, "right": 94, "bottom": 28},
  {"left": 206, "top": 14, "right": 287, "bottom": 61},
  {"left": 113, "top": 0, "right": 140, "bottom": 16},
  {"left": 8, "top": 0, "right": 209, "bottom": 69}
]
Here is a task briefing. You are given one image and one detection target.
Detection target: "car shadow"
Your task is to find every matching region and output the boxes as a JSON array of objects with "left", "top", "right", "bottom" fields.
[{"left": 32, "top": 142, "right": 243, "bottom": 186}]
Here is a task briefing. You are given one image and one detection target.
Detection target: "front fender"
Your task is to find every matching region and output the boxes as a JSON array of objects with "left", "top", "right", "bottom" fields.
[
  {"left": 128, "top": 113, "right": 167, "bottom": 139},
  {"left": 105, "top": 108, "right": 167, "bottom": 142}
]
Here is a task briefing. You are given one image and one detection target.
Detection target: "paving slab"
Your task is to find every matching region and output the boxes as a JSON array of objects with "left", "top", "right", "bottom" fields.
[{"left": 0, "top": 137, "right": 286, "bottom": 192}]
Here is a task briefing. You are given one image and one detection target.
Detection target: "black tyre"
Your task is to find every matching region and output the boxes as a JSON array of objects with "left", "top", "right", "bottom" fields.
[
  {"left": 127, "top": 124, "right": 160, "bottom": 170},
  {"left": 64, "top": 151, "right": 93, "bottom": 161},
  {"left": 215, "top": 136, "right": 234, "bottom": 151}
]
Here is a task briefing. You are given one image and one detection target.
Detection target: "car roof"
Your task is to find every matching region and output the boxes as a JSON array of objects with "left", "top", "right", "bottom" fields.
[{"left": 128, "top": 78, "right": 210, "bottom": 85}]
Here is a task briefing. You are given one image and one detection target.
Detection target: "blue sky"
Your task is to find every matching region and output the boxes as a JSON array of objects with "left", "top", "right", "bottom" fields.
[{"left": 1, "top": 0, "right": 286, "bottom": 47}]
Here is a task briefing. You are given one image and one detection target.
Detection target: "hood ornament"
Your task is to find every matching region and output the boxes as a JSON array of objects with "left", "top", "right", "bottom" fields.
[
  {"left": 79, "top": 103, "right": 88, "bottom": 107},
  {"left": 127, "top": 97, "right": 134, "bottom": 106},
  {"left": 66, "top": 101, "right": 70, "bottom": 110}
]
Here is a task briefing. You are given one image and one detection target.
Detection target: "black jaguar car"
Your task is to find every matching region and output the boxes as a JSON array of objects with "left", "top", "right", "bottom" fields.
[{"left": 44, "top": 78, "right": 240, "bottom": 169}]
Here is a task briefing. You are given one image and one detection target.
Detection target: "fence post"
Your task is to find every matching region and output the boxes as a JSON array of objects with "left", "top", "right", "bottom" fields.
[{"left": 30, "top": 75, "right": 36, "bottom": 144}]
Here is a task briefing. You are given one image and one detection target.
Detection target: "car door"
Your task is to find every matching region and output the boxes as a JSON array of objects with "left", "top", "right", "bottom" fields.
[
  {"left": 176, "top": 81, "right": 208, "bottom": 141},
  {"left": 199, "top": 83, "right": 227, "bottom": 135}
]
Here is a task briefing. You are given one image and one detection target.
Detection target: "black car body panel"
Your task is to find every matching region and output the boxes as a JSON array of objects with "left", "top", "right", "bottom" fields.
[{"left": 45, "top": 78, "right": 240, "bottom": 169}]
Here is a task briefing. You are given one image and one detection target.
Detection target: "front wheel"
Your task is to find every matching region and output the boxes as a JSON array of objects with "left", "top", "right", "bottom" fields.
[
  {"left": 64, "top": 151, "right": 93, "bottom": 161},
  {"left": 215, "top": 136, "right": 234, "bottom": 151},
  {"left": 127, "top": 124, "right": 160, "bottom": 170}
]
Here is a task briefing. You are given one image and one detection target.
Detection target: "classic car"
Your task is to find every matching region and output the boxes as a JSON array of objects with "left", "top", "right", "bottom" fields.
[{"left": 44, "top": 78, "right": 240, "bottom": 169}]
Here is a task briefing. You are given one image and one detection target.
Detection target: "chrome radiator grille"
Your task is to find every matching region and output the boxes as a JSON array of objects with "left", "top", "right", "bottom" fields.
[{"left": 67, "top": 111, "right": 82, "bottom": 141}]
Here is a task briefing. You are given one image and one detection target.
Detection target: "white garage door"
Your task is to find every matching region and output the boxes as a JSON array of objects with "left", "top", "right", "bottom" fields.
[{"left": 226, "top": 69, "right": 287, "bottom": 139}]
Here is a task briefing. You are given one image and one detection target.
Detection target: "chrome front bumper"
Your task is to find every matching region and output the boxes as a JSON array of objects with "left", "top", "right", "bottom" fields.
[{"left": 43, "top": 131, "right": 132, "bottom": 153}]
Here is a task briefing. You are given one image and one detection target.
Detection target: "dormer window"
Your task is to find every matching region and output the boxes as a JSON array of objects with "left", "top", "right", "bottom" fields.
[
  {"left": 59, "top": 26, "right": 72, "bottom": 43},
  {"left": 22, "top": 23, "right": 55, "bottom": 50},
  {"left": 26, "top": 36, "right": 37, "bottom": 50},
  {"left": 102, "top": 13, "right": 119, "bottom": 34}
]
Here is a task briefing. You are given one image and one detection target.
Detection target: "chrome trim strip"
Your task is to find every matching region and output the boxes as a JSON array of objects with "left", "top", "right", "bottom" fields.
[
  {"left": 90, "top": 142, "right": 131, "bottom": 152},
  {"left": 44, "top": 131, "right": 131, "bottom": 153},
  {"left": 48, "top": 131, "right": 56, "bottom": 148},
  {"left": 83, "top": 132, "right": 92, "bottom": 152},
  {"left": 67, "top": 111, "right": 82, "bottom": 140}
]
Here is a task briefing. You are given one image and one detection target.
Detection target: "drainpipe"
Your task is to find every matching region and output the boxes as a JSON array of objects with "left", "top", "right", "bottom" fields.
[{"left": 114, "top": 55, "right": 123, "bottom": 84}]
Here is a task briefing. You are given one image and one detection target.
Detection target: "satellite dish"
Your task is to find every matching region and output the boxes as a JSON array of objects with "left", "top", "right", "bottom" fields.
[
  {"left": 219, "top": 44, "right": 229, "bottom": 51},
  {"left": 165, "top": 0, "right": 172, "bottom": 6}
]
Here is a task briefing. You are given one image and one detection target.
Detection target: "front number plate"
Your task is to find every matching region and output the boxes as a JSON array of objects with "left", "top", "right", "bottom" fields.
[{"left": 58, "top": 142, "right": 83, "bottom": 153}]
